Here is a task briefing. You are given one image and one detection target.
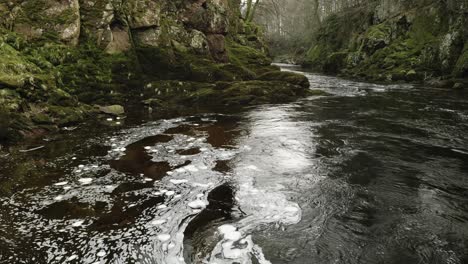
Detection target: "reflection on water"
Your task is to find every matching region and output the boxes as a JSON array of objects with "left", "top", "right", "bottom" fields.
[{"left": 1, "top": 66, "right": 468, "bottom": 263}]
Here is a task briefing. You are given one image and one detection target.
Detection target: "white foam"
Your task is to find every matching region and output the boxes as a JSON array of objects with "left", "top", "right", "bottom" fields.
[
  {"left": 169, "top": 179, "right": 188, "bottom": 185},
  {"left": 54, "top": 195, "right": 63, "bottom": 201},
  {"left": 246, "top": 165, "right": 260, "bottom": 171},
  {"left": 144, "top": 146, "right": 151, "bottom": 150},
  {"left": 78, "top": 178, "right": 93, "bottom": 185},
  {"left": 218, "top": 224, "right": 236, "bottom": 235},
  {"left": 54, "top": 181, "right": 68, "bottom": 186},
  {"left": 185, "top": 165, "right": 199, "bottom": 172},
  {"left": 72, "top": 220, "right": 84, "bottom": 227},
  {"left": 67, "top": 255, "right": 78, "bottom": 261},
  {"left": 157, "top": 204, "right": 167, "bottom": 209},
  {"left": 157, "top": 234, "right": 171, "bottom": 242},
  {"left": 188, "top": 200, "right": 206, "bottom": 209},
  {"left": 165, "top": 191, "right": 175, "bottom": 196},
  {"left": 151, "top": 219, "right": 166, "bottom": 226},
  {"left": 96, "top": 251, "right": 106, "bottom": 257}
]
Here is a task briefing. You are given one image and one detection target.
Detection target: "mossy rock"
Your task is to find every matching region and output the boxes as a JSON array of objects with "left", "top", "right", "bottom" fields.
[
  {"left": 48, "top": 88, "right": 77, "bottom": 107},
  {"left": 220, "top": 80, "right": 306, "bottom": 106},
  {"left": 258, "top": 71, "right": 310, "bottom": 88},
  {"left": 453, "top": 42, "right": 468, "bottom": 78},
  {"left": 31, "top": 112, "right": 54, "bottom": 125},
  {"left": 47, "top": 105, "right": 87, "bottom": 126},
  {"left": 98, "top": 105, "right": 125, "bottom": 116},
  {"left": 226, "top": 40, "right": 272, "bottom": 75},
  {"left": 360, "top": 22, "right": 392, "bottom": 54}
]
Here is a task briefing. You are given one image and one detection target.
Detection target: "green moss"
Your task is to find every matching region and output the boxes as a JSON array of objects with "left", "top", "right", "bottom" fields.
[
  {"left": 360, "top": 22, "right": 392, "bottom": 54},
  {"left": 303, "top": 44, "right": 329, "bottom": 69},
  {"left": 0, "top": 40, "right": 42, "bottom": 87},
  {"left": 47, "top": 105, "right": 87, "bottom": 126},
  {"left": 226, "top": 39, "right": 272, "bottom": 75}
]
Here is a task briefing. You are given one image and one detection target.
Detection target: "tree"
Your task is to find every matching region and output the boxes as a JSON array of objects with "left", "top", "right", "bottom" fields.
[{"left": 244, "top": 0, "right": 261, "bottom": 22}]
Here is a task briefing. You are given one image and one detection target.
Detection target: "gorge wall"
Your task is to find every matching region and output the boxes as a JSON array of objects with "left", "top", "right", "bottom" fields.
[
  {"left": 0, "top": 0, "right": 309, "bottom": 142},
  {"left": 302, "top": 0, "right": 468, "bottom": 86}
]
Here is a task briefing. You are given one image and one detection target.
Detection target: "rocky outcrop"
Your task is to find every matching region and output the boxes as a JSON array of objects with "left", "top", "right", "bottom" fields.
[
  {"left": 0, "top": 0, "right": 310, "bottom": 142},
  {"left": 302, "top": 0, "right": 468, "bottom": 85}
]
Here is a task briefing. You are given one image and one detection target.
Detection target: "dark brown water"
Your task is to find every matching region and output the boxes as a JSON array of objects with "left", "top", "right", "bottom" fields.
[{"left": 1, "top": 65, "right": 468, "bottom": 264}]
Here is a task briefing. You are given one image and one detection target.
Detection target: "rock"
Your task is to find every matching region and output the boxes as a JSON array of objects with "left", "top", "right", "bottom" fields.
[
  {"left": 12, "top": 0, "right": 81, "bottom": 45},
  {"left": 127, "top": 0, "right": 161, "bottom": 29},
  {"left": 405, "top": 69, "right": 418, "bottom": 81},
  {"left": 206, "top": 34, "right": 228, "bottom": 62},
  {"left": 453, "top": 82, "right": 465, "bottom": 89},
  {"left": 426, "top": 78, "right": 454, "bottom": 88},
  {"left": 258, "top": 71, "right": 310, "bottom": 88},
  {"left": 98, "top": 105, "right": 125, "bottom": 116}
]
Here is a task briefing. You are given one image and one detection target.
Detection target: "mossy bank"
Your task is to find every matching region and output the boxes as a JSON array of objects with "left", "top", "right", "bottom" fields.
[
  {"left": 0, "top": 0, "right": 310, "bottom": 143},
  {"left": 301, "top": 0, "right": 468, "bottom": 87}
]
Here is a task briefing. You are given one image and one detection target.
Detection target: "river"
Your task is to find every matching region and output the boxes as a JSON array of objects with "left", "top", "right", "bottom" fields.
[{"left": 1, "top": 65, "right": 468, "bottom": 264}]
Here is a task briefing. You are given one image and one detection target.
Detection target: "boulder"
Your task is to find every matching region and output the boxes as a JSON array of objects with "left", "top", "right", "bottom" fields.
[{"left": 98, "top": 105, "right": 125, "bottom": 116}]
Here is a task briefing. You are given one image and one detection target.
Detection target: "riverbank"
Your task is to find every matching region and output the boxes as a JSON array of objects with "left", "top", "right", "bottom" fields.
[
  {"left": 0, "top": 0, "right": 310, "bottom": 144},
  {"left": 298, "top": 0, "right": 468, "bottom": 87}
]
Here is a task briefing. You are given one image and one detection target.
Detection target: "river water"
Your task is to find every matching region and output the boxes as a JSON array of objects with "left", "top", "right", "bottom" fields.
[{"left": 1, "top": 65, "right": 468, "bottom": 264}]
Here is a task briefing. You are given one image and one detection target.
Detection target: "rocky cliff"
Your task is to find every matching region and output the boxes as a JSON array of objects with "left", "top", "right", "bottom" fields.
[
  {"left": 302, "top": 0, "right": 468, "bottom": 86},
  {"left": 0, "top": 0, "right": 309, "bottom": 142}
]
